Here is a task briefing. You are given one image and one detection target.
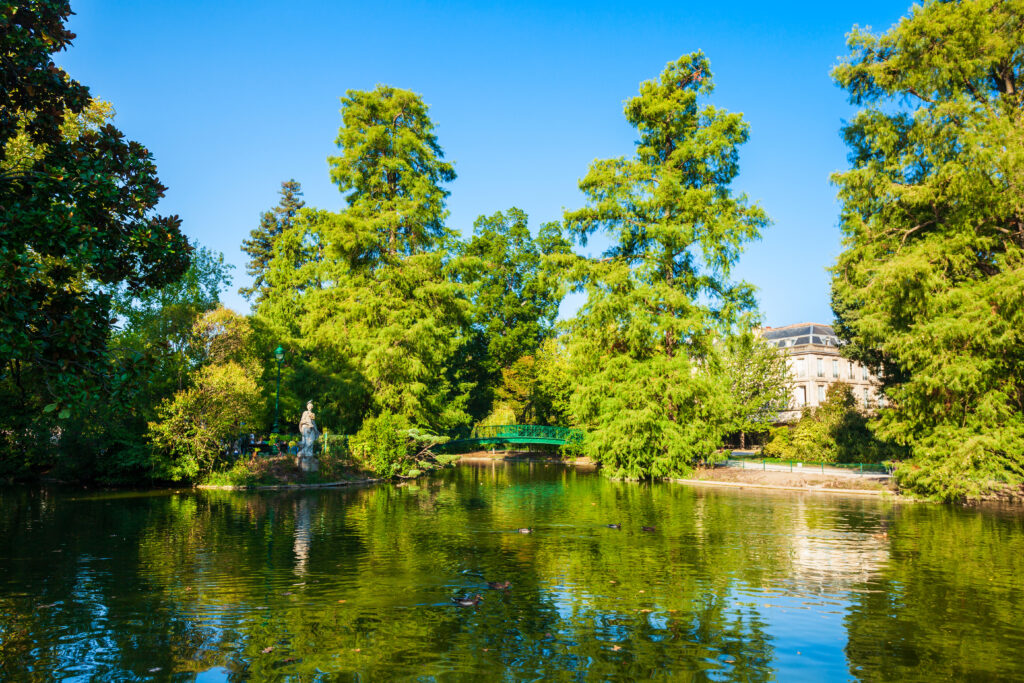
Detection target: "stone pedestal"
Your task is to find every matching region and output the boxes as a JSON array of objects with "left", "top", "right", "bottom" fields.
[{"left": 296, "top": 454, "right": 319, "bottom": 473}]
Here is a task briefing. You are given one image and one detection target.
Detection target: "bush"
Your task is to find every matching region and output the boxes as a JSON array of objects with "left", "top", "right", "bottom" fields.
[
  {"left": 349, "top": 411, "right": 409, "bottom": 477},
  {"left": 147, "top": 361, "right": 262, "bottom": 480},
  {"left": 763, "top": 383, "right": 902, "bottom": 464},
  {"left": 202, "top": 457, "right": 269, "bottom": 487},
  {"left": 349, "top": 411, "right": 452, "bottom": 478}
]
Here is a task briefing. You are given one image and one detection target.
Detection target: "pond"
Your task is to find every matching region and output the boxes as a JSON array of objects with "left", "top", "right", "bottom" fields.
[{"left": 1, "top": 462, "right": 1023, "bottom": 681}]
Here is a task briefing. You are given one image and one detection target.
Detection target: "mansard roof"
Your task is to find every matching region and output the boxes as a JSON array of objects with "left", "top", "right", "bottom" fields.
[{"left": 761, "top": 322, "right": 840, "bottom": 349}]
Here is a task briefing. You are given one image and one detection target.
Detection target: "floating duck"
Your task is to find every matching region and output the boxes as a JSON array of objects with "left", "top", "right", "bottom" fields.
[
  {"left": 487, "top": 580, "right": 511, "bottom": 590},
  {"left": 451, "top": 594, "right": 482, "bottom": 607},
  {"left": 641, "top": 526, "right": 656, "bottom": 532},
  {"left": 606, "top": 523, "right": 622, "bottom": 529}
]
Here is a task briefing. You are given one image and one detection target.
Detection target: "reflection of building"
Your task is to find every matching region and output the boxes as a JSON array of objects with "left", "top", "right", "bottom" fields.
[
  {"left": 760, "top": 323, "right": 880, "bottom": 422},
  {"left": 790, "top": 498, "right": 890, "bottom": 586}
]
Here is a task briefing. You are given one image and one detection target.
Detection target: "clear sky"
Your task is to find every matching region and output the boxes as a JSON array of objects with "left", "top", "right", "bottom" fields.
[{"left": 56, "top": 0, "right": 910, "bottom": 326}]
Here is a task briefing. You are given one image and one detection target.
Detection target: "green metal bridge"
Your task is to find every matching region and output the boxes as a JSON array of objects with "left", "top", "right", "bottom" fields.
[{"left": 443, "top": 424, "right": 584, "bottom": 450}]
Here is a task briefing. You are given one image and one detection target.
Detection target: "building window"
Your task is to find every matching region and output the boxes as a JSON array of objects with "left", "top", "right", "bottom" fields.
[
  {"left": 848, "top": 361, "right": 854, "bottom": 378},
  {"left": 863, "top": 388, "right": 870, "bottom": 406},
  {"left": 832, "top": 360, "right": 839, "bottom": 378},
  {"left": 796, "top": 358, "right": 805, "bottom": 378},
  {"left": 817, "top": 358, "right": 824, "bottom": 377},
  {"left": 862, "top": 366, "right": 868, "bottom": 380},
  {"left": 818, "top": 385, "right": 826, "bottom": 403},
  {"left": 797, "top": 386, "right": 806, "bottom": 407}
]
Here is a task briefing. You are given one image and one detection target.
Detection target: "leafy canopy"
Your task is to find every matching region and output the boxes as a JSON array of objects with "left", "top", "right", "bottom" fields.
[
  {"left": 830, "top": 0, "right": 1024, "bottom": 500},
  {"left": 259, "top": 86, "right": 471, "bottom": 435},
  {"left": 564, "top": 53, "right": 769, "bottom": 478},
  {"left": 1, "top": 1, "right": 191, "bottom": 411},
  {"left": 240, "top": 179, "right": 304, "bottom": 304}
]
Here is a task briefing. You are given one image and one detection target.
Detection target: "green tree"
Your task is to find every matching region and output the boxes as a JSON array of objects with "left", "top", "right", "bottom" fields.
[
  {"left": 42, "top": 246, "right": 235, "bottom": 482},
  {"left": 328, "top": 85, "right": 455, "bottom": 259},
  {"left": 830, "top": 0, "right": 1024, "bottom": 500},
  {"left": 489, "top": 337, "right": 573, "bottom": 426},
  {"left": 719, "top": 334, "right": 792, "bottom": 449},
  {"left": 240, "top": 179, "right": 305, "bottom": 304},
  {"left": 1, "top": 2, "right": 190, "bottom": 471},
  {"left": 457, "top": 208, "right": 571, "bottom": 420},
  {"left": 461, "top": 209, "right": 570, "bottom": 372},
  {"left": 147, "top": 308, "right": 262, "bottom": 481},
  {"left": 111, "top": 247, "right": 233, "bottom": 390},
  {"left": 258, "top": 86, "right": 471, "bottom": 435},
  {"left": 563, "top": 53, "right": 769, "bottom": 479}
]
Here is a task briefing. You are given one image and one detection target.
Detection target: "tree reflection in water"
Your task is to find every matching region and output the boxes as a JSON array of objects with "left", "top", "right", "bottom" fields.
[{"left": 0, "top": 464, "right": 1022, "bottom": 680}]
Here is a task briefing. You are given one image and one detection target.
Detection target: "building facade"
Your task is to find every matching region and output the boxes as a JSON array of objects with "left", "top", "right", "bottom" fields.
[{"left": 760, "top": 323, "right": 880, "bottom": 422}]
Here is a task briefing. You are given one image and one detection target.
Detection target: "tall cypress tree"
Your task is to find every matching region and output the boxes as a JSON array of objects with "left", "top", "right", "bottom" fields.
[
  {"left": 830, "top": 0, "right": 1024, "bottom": 501},
  {"left": 258, "top": 87, "right": 471, "bottom": 433},
  {"left": 239, "top": 179, "right": 304, "bottom": 304},
  {"left": 563, "top": 53, "right": 769, "bottom": 479}
]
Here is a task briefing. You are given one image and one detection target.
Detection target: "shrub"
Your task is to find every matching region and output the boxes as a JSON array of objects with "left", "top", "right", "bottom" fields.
[
  {"left": 349, "top": 411, "right": 452, "bottom": 478},
  {"left": 147, "top": 361, "right": 262, "bottom": 481},
  {"left": 349, "top": 411, "right": 409, "bottom": 477},
  {"left": 763, "top": 383, "right": 902, "bottom": 464}
]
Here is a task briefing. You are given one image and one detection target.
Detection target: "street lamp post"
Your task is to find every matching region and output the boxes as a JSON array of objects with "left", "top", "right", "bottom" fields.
[{"left": 272, "top": 345, "right": 285, "bottom": 434}]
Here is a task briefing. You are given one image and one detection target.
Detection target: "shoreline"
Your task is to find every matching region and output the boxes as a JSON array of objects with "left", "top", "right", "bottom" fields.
[
  {"left": 667, "top": 476, "right": 908, "bottom": 499},
  {"left": 457, "top": 452, "right": 910, "bottom": 498},
  {"left": 196, "top": 477, "right": 381, "bottom": 491}
]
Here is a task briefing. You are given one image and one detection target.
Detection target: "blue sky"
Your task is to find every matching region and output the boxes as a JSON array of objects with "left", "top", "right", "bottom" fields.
[{"left": 57, "top": 0, "right": 910, "bottom": 326}]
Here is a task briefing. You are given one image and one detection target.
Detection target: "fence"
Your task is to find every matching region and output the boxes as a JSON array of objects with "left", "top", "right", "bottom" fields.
[{"left": 724, "top": 456, "right": 891, "bottom": 476}]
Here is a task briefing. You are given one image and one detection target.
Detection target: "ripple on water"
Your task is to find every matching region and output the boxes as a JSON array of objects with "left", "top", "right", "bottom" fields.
[{"left": 1, "top": 469, "right": 1024, "bottom": 680}]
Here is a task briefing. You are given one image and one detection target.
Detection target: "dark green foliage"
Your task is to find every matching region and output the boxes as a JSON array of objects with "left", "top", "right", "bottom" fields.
[
  {"left": 240, "top": 180, "right": 304, "bottom": 304},
  {"left": 0, "top": 1, "right": 191, "bottom": 478},
  {"left": 457, "top": 208, "right": 571, "bottom": 420},
  {"left": 830, "top": 0, "right": 1024, "bottom": 500},
  {"left": 461, "top": 209, "right": 569, "bottom": 373}
]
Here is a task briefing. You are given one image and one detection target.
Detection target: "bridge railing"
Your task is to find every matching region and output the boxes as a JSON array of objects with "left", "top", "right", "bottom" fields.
[{"left": 468, "top": 424, "right": 584, "bottom": 444}]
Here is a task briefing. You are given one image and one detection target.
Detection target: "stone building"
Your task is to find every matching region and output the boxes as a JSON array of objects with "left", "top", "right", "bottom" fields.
[{"left": 760, "top": 322, "right": 880, "bottom": 422}]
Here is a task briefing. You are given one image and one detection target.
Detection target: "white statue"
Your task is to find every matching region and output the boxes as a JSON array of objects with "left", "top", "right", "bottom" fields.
[{"left": 296, "top": 401, "right": 320, "bottom": 473}]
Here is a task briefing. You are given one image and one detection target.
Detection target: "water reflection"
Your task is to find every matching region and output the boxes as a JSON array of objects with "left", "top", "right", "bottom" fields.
[
  {"left": 292, "top": 496, "right": 312, "bottom": 576},
  {"left": 0, "top": 465, "right": 1022, "bottom": 680}
]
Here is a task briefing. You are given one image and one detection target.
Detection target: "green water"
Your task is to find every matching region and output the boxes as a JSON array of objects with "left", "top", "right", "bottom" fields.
[{"left": 1, "top": 462, "right": 1023, "bottom": 681}]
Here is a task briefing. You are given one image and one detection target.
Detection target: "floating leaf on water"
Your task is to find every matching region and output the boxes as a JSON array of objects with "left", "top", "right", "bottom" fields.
[
  {"left": 261, "top": 646, "right": 274, "bottom": 654},
  {"left": 611, "top": 645, "right": 622, "bottom": 651}
]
